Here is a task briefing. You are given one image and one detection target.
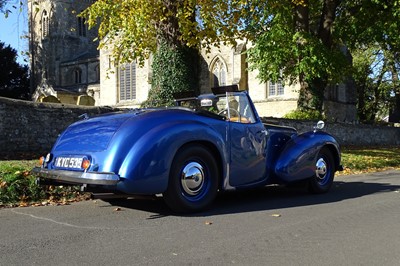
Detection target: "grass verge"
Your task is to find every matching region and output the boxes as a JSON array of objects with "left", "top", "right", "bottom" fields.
[
  {"left": 339, "top": 147, "right": 400, "bottom": 175},
  {"left": 1, "top": 147, "right": 399, "bottom": 207},
  {"left": 0, "top": 160, "right": 89, "bottom": 208}
]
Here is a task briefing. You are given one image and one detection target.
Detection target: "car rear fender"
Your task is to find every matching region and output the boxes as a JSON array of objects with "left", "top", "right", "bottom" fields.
[
  {"left": 116, "top": 121, "right": 226, "bottom": 194},
  {"left": 274, "top": 131, "right": 340, "bottom": 183}
]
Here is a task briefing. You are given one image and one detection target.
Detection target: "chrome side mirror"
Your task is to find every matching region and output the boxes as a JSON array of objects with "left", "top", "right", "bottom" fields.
[{"left": 314, "top": 120, "right": 325, "bottom": 132}]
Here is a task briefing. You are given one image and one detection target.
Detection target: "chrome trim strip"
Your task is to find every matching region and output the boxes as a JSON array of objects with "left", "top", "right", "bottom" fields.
[{"left": 32, "top": 167, "right": 120, "bottom": 186}]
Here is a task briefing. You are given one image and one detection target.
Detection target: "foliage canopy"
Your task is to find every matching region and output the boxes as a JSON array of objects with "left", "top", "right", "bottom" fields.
[
  {"left": 83, "top": 0, "right": 400, "bottom": 119},
  {"left": 0, "top": 42, "right": 30, "bottom": 100},
  {"left": 83, "top": 0, "right": 254, "bottom": 65},
  {"left": 247, "top": 0, "right": 400, "bottom": 112}
]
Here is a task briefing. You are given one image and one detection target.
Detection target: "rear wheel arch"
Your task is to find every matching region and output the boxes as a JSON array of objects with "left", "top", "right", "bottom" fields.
[
  {"left": 163, "top": 142, "right": 221, "bottom": 212},
  {"left": 173, "top": 141, "right": 223, "bottom": 188}
]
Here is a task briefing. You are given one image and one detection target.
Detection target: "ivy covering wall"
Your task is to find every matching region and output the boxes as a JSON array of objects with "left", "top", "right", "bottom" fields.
[{"left": 143, "top": 41, "right": 200, "bottom": 107}]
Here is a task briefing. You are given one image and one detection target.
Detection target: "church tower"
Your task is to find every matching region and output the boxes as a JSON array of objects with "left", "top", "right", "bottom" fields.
[{"left": 28, "top": 0, "right": 99, "bottom": 105}]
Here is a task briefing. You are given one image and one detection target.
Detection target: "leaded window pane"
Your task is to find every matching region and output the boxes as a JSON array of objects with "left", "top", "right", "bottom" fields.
[
  {"left": 268, "top": 81, "right": 284, "bottom": 97},
  {"left": 269, "top": 82, "right": 276, "bottom": 96},
  {"left": 277, "top": 82, "right": 284, "bottom": 95}
]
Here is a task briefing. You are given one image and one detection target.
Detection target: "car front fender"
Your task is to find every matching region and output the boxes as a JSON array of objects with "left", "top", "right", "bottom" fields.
[{"left": 274, "top": 131, "right": 340, "bottom": 183}]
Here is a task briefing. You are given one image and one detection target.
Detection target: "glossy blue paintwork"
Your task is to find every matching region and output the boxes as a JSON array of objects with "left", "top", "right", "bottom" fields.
[
  {"left": 37, "top": 90, "right": 341, "bottom": 196},
  {"left": 274, "top": 131, "right": 340, "bottom": 182},
  {"left": 229, "top": 122, "right": 267, "bottom": 187},
  {"left": 46, "top": 108, "right": 229, "bottom": 194}
]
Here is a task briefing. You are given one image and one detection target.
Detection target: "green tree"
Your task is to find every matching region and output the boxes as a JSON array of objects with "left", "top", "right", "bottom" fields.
[
  {"left": 83, "top": 0, "right": 400, "bottom": 116},
  {"left": 247, "top": 0, "right": 348, "bottom": 112},
  {"left": 0, "top": 42, "right": 30, "bottom": 100},
  {"left": 247, "top": 0, "right": 400, "bottom": 115},
  {"left": 353, "top": 45, "right": 399, "bottom": 123},
  {"left": 339, "top": 1, "right": 400, "bottom": 121},
  {"left": 84, "top": 0, "right": 250, "bottom": 64},
  {"left": 83, "top": 0, "right": 252, "bottom": 106}
]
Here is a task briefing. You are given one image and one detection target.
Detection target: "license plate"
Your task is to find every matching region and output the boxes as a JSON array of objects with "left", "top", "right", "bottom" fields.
[{"left": 54, "top": 157, "right": 84, "bottom": 169}]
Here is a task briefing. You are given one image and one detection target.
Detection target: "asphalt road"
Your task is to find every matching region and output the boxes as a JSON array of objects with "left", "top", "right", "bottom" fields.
[{"left": 1, "top": 170, "right": 400, "bottom": 266}]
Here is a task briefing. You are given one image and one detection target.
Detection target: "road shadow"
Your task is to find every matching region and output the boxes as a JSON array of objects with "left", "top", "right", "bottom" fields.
[
  {"left": 108, "top": 174, "right": 400, "bottom": 219},
  {"left": 205, "top": 179, "right": 399, "bottom": 216}
]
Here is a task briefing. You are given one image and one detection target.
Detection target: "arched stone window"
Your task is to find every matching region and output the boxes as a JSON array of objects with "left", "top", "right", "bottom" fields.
[
  {"left": 41, "top": 10, "right": 49, "bottom": 38},
  {"left": 211, "top": 57, "right": 227, "bottom": 87},
  {"left": 74, "top": 68, "right": 82, "bottom": 84}
]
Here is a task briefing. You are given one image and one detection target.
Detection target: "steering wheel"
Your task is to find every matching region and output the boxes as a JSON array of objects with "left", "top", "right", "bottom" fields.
[{"left": 218, "top": 108, "right": 240, "bottom": 120}]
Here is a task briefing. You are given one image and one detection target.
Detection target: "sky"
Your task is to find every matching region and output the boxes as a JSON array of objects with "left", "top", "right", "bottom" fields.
[{"left": 0, "top": 5, "right": 29, "bottom": 65}]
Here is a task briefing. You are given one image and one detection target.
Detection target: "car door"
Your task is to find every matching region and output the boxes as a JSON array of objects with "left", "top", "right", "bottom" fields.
[{"left": 226, "top": 93, "right": 268, "bottom": 187}]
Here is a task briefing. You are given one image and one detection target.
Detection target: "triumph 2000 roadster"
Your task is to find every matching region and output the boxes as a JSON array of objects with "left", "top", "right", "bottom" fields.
[{"left": 33, "top": 85, "right": 342, "bottom": 212}]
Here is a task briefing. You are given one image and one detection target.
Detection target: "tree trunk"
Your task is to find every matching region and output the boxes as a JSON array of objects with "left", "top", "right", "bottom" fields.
[
  {"left": 357, "top": 83, "right": 367, "bottom": 121},
  {"left": 317, "top": 0, "right": 340, "bottom": 48},
  {"left": 297, "top": 76, "right": 325, "bottom": 112},
  {"left": 294, "top": 1, "right": 309, "bottom": 32},
  {"left": 156, "top": 0, "right": 182, "bottom": 48},
  {"left": 294, "top": 0, "right": 338, "bottom": 112},
  {"left": 293, "top": 1, "right": 313, "bottom": 111}
]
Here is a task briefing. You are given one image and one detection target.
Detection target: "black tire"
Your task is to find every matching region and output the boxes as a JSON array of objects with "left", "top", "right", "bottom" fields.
[
  {"left": 163, "top": 145, "right": 219, "bottom": 213},
  {"left": 308, "top": 148, "right": 335, "bottom": 194}
]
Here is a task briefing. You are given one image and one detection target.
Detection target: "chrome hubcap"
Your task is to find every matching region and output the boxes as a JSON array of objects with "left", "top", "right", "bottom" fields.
[
  {"left": 315, "top": 158, "right": 327, "bottom": 180},
  {"left": 181, "top": 162, "right": 205, "bottom": 196}
]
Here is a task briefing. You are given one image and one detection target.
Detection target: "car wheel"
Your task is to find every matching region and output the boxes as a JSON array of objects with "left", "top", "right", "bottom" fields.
[
  {"left": 308, "top": 148, "right": 335, "bottom": 194},
  {"left": 163, "top": 145, "right": 219, "bottom": 213}
]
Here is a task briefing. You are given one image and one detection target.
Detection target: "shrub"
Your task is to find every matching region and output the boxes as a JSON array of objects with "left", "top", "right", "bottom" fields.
[{"left": 283, "top": 109, "right": 324, "bottom": 120}]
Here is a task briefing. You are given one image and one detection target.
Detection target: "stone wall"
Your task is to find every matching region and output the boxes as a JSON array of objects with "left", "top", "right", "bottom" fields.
[
  {"left": 0, "top": 97, "right": 118, "bottom": 159},
  {"left": 262, "top": 117, "right": 400, "bottom": 146},
  {"left": 0, "top": 97, "right": 399, "bottom": 160}
]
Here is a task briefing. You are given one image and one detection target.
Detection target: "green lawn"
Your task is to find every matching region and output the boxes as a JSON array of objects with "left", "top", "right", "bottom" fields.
[{"left": 340, "top": 147, "right": 400, "bottom": 175}]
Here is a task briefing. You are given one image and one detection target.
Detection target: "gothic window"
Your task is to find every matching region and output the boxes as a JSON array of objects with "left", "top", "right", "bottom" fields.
[
  {"left": 268, "top": 81, "right": 285, "bottom": 97},
  {"left": 78, "top": 17, "right": 86, "bottom": 37},
  {"left": 74, "top": 68, "right": 82, "bottom": 84},
  {"left": 212, "top": 58, "right": 227, "bottom": 87},
  {"left": 119, "top": 63, "right": 136, "bottom": 101},
  {"left": 41, "top": 10, "right": 49, "bottom": 38}
]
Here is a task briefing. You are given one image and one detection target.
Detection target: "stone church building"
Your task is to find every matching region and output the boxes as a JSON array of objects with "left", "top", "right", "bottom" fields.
[
  {"left": 29, "top": 0, "right": 355, "bottom": 120},
  {"left": 29, "top": 0, "right": 100, "bottom": 106}
]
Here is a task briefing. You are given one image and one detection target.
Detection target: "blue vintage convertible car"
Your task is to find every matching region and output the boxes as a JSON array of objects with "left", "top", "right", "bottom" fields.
[{"left": 33, "top": 85, "right": 342, "bottom": 212}]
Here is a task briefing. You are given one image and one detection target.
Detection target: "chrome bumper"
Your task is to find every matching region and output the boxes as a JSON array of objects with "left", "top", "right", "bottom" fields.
[{"left": 32, "top": 167, "right": 120, "bottom": 186}]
